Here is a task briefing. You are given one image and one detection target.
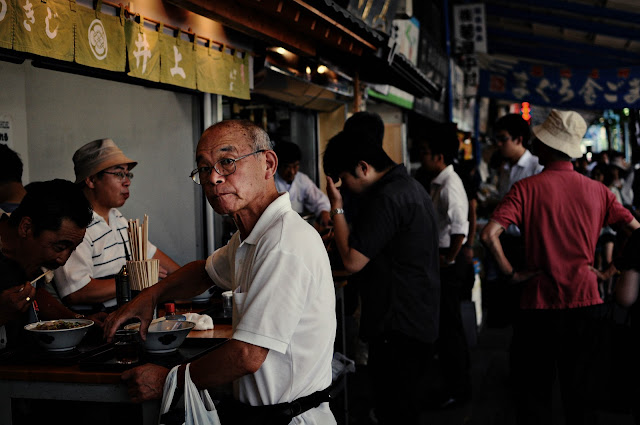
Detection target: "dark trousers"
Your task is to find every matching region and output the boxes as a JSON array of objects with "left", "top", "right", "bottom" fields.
[
  {"left": 437, "top": 258, "right": 472, "bottom": 398},
  {"left": 510, "top": 307, "right": 599, "bottom": 425},
  {"left": 368, "top": 333, "right": 434, "bottom": 425}
]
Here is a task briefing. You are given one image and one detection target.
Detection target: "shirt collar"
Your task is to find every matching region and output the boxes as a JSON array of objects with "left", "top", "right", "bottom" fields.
[
  {"left": 242, "top": 192, "right": 293, "bottom": 245},
  {"left": 431, "top": 164, "right": 455, "bottom": 186},
  {"left": 516, "top": 149, "right": 533, "bottom": 167}
]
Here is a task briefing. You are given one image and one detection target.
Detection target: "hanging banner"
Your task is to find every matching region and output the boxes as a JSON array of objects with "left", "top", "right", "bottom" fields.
[
  {"left": 453, "top": 3, "right": 487, "bottom": 55},
  {"left": 479, "top": 61, "right": 640, "bottom": 109},
  {"left": 75, "top": 1, "right": 125, "bottom": 72},
  {"left": 218, "top": 52, "right": 250, "bottom": 100},
  {"left": 12, "top": 0, "right": 74, "bottom": 61},
  {"left": 159, "top": 30, "right": 196, "bottom": 90},
  {"left": 125, "top": 19, "right": 159, "bottom": 82},
  {"left": 0, "top": 0, "right": 13, "bottom": 49},
  {"left": 196, "top": 42, "right": 222, "bottom": 94}
]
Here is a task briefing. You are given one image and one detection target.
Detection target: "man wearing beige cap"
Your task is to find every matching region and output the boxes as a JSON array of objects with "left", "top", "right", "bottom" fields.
[
  {"left": 481, "top": 110, "right": 640, "bottom": 425},
  {"left": 53, "top": 139, "right": 179, "bottom": 313}
]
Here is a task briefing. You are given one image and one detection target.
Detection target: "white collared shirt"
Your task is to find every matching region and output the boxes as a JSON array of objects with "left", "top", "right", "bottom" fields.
[
  {"left": 205, "top": 193, "right": 336, "bottom": 424},
  {"left": 274, "top": 171, "right": 330, "bottom": 218},
  {"left": 430, "top": 164, "right": 469, "bottom": 248},
  {"left": 497, "top": 149, "right": 544, "bottom": 199},
  {"left": 53, "top": 209, "right": 157, "bottom": 309}
]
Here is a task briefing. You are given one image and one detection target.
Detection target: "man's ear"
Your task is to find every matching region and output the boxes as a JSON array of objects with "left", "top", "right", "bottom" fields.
[
  {"left": 514, "top": 135, "right": 524, "bottom": 146},
  {"left": 357, "top": 160, "right": 369, "bottom": 176},
  {"left": 84, "top": 175, "right": 97, "bottom": 189},
  {"left": 18, "top": 217, "right": 33, "bottom": 238},
  {"left": 264, "top": 150, "right": 278, "bottom": 179}
]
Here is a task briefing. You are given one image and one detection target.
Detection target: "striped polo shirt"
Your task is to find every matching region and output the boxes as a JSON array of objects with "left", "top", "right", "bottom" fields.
[{"left": 53, "top": 209, "right": 157, "bottom": 310}]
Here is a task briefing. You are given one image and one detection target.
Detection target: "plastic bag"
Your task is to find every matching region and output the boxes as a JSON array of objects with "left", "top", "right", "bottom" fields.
[{"left": 159, "top": 364, "right": 222, "bottom": 425}]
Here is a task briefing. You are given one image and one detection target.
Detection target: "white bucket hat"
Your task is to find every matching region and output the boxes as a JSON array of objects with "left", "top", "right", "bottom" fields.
[
  {"left": 532, "top": 109, "right": 586, "bottom": 158},
  {"left": 73, "top": 138, "right": 137, "bottom": 184}
]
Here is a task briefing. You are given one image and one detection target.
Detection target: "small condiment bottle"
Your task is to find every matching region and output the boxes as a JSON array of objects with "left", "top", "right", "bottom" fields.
[{"left": 164, "top": 303, "right": 176, "bottom": 317}]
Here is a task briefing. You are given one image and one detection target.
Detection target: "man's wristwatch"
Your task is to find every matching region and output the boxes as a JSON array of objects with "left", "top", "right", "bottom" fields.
[{"left": 330, "top": 208, "right": 344, "bottom": 219}]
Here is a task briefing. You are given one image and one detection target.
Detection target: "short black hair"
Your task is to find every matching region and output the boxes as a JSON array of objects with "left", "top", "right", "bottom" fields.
[
  {"left": 9, "top": 179, "right": 93, "bottom": 236},
  {"left": 493, "top": 114, "right": 530, "bottom": 144},
  {"left": 273, "top": 141, "right": 301, "bottom": 166},
  {"left": 0, "top": 144, "right": 23, "bottom": 184},
  {"left": 323, "top": 130, "right": 395, "bottom": 181},
  {"left": 344, "top": 112, "right": 385, "bottom": 147},
  {"left": 420, "top": 122, "right": 459, "bottom": 165}
]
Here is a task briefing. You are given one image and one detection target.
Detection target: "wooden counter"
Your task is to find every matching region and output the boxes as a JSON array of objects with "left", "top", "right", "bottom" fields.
[{"left": 0, "top": 324, "right": 231, "bottom": 425}]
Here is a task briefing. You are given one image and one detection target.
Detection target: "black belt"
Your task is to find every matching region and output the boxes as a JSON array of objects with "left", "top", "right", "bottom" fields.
[{"left": 160, "top": 387, "right": 331, "bottom": 425}]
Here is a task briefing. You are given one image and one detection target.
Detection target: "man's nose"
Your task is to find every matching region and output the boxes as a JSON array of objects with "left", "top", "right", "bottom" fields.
[{"left": 207, "top": 169, "right": 225, "bottom": 185}]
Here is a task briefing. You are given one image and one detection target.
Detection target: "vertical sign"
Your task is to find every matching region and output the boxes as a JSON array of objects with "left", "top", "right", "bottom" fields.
[
  {"left": 0, "top": 115, "right": 14, "bottom": 147},
  {"left": 453, "top": 3, "right": 487, "bottom": 55}
]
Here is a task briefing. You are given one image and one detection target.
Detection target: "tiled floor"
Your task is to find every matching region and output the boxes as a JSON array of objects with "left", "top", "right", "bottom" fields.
[{"left": 335, "top": 324, "right": 637, "bottom": 425}]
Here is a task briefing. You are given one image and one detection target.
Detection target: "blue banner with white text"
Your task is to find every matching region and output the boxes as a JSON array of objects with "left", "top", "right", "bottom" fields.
[{"left": 479, "top": 62, "right": 640, "bottom": 109}]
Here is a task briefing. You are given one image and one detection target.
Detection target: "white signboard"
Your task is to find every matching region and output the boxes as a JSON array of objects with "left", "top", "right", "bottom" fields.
[
  {"left": 0, "top": 115, "right": 13, "bottom": 148},
  {"left": 453, "top": 3, "right": 487, "bottom": 55}
]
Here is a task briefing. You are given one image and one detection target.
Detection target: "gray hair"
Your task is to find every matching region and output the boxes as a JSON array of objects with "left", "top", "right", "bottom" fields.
[{"left": 205, "top": 120, "right": 273, "bottom": 152}]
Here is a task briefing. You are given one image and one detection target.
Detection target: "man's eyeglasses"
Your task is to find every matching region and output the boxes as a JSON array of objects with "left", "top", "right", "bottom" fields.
[
  {"left": 190, "top": 150, "right": 266, "bottom": 185},
  {"left": 494, "top": 134, "right": 511, "bottom": 143},
  {"left": 102, "top": 171, "right": 134, "bottom": 181}
]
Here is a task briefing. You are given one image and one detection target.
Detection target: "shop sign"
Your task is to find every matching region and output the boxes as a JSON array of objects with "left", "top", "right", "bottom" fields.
[
  {"left": 125, "top": 19, "right": 160, "bottom": 82},
  {"left": 479, "top": 62, "right": 640, "bottom": 109},
  {"left": 393, "top": 18, "right": 419, "bottom": 65},
  {"left": 159, "top": 30, "right": 196, "bottom": 90},
  {"left": 0, "top": 0, "right": 13, "bottom": 49},
  {"left": 453, "top": 3, "right": 487, "bottom": 55},
  {"left": 0, "top": 114, "right": 13, "bottom": 147},
  {"left": 12, "top": 0, "right": 74, "bottom": 61},
  {"left": 0, "top": 0, "right": 250, "bottom": 100},
  {"left": 75, "top": 1, "right": 126, "bottom": 72}
]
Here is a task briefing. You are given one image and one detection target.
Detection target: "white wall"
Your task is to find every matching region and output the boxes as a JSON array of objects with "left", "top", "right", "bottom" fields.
[{"left": 1, "top": 60, "right": 202, "bottom": 266}]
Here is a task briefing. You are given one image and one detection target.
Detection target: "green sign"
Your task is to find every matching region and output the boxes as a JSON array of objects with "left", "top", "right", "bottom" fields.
[
  {"left": 125, "top": 19, "right": 159, "bottom": 82},
  {"left": 75, "top": 0, "right": 125, "bottom": 72},
  {"left": 196, "top": 43, "right": 223, "bottom": 94},
  {"left": 13, "top": 0, "right": 74, "bottom": 61},
  {"left": 159, "top": 30, "right": 196, "bottom": 90}
]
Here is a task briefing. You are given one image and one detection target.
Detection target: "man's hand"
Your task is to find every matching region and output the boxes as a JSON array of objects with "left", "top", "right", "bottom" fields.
[
  {"left": 510, "top": 270, "right": 543, "bottom": 284},
  {"left": 122, "top": 363, "right": 169, "bottom": 403},
  {"left": 0, "top": 283, "right": 36, "bottom": 326},
  {"left": 325, "top": 176, "right": 343, "bottom": 209},
  {"left": 103, "top": 289, "right": 156, "bottom": 342},
  {"left": 158, "top": 266, "right": 169, "bottom": 280}
]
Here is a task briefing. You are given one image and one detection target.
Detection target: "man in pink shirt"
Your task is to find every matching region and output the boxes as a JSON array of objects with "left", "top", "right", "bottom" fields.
[{"left": 481, "top": 109, "right": 639, "bottom": 425}]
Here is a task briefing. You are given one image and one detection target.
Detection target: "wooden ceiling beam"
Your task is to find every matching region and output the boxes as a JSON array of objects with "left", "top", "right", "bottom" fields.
[{"left": 167, "top": 0, "right": 372, "bottom": 56}]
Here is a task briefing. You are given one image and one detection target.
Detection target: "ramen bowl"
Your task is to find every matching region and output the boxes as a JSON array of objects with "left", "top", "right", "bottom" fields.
[
  {"left": 24, "top": 319, "right": 94, "bottom": 351},
  {"left": 126, "top": 319, "right": 195, "bottom": 354}
]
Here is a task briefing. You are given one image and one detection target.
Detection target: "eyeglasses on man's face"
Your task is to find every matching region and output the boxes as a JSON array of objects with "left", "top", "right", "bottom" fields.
[
  {"left": 190, "top": 149, "right": 266, "bottom": 185},
  {"left": 102, "top": 171, "right": 134, "bottom": 181}
]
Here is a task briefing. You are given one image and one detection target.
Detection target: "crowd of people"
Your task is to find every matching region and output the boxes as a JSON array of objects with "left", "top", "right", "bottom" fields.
[{"left": 2, "top": 107, "right": 640, "bottom": 425}]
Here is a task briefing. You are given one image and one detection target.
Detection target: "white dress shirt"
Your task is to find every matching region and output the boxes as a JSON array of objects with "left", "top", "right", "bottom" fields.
[
  {"left": 430, "top": 165, "right": 469, "bottom": 249},
  {"left": 497, "top": 149, "right": 544, "bottom": 199},
  {"left": 274, "top": 171, "right": 330, "bottom": 218}
]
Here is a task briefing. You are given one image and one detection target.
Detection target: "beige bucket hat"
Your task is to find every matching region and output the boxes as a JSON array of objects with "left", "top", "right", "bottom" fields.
[
  {"left": 532, "top": 109, "right": 586, "bottom": 159},
  {"left": 73, "top": 138, "right": 137, "bottom": 184}
]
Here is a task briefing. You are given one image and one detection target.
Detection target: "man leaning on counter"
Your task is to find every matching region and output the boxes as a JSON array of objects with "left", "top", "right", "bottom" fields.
[{"left": 104, "top": 119, "right": 337, "bottom": 425}]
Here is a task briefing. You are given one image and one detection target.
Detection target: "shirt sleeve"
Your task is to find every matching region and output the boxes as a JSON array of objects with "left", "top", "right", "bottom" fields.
[
  {"left": 299, "top": 173, "right": 330, "bottom": 217},
  {"left": 445, "top": 180, "right": 469, "bottom": 237},
  {"left": 490, "top": 183, "right": 524, "bottom": 230},
  {"left": 604, "top": 188, "right": 635, "bottom": 227},
  {"left": 53, "top": 235, "right": 94, "bottom": 298},
  {"left": 204, "top": 245, "right": 233, "bottom": 291}
]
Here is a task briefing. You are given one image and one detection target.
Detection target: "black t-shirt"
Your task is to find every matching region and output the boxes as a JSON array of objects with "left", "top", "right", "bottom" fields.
[{"left": 349, "top": 164, "right": 440, "bottom": 344}]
